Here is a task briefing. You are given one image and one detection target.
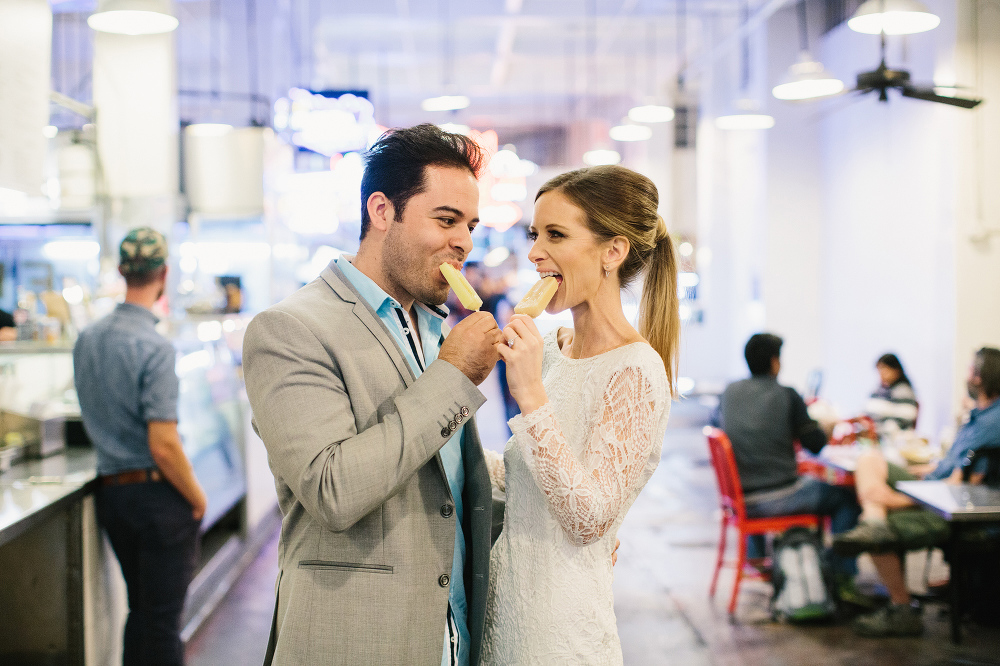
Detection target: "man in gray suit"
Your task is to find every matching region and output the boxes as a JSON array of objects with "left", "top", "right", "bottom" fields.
[{"left": 243, "top": 124, "right": 504, "bottom": 665}]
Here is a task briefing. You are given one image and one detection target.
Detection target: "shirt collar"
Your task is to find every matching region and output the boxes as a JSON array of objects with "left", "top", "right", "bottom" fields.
[{"left": 115, "top": 301, "right": 160, "bottom": 324}]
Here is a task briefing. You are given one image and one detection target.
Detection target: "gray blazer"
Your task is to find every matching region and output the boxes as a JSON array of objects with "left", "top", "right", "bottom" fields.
[{"left": 243, "top": 262, "right": 496, "bottom": 665}]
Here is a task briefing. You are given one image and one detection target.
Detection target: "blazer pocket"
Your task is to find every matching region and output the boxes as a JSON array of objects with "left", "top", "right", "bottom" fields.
[{"left": 297, "top": 560, "right": 394, "bottom": 574}]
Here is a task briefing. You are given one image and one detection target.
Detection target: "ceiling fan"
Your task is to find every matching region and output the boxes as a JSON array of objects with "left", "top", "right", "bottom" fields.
[{"left": 855, "top": 33, "right": 983, "bottom": 109}]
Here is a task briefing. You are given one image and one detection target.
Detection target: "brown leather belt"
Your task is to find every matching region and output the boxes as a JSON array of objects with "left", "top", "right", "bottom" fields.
[{"left": 99, "top": 468, "right": 163, "bottom": 486}]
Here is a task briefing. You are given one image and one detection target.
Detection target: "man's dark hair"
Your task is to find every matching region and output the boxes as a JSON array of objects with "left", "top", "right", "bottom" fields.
[
  {"left": 974, "top": 347, "right": 1000, "bottom": 399},
  {"left": 744, "top": 333, "right": 783, "bottom": 376},
  {"left": 121, "top": 265, "right": 166, "bottom": 288},
  {"left": 359, "top": 124, "right": 485, "bottom": 241}
]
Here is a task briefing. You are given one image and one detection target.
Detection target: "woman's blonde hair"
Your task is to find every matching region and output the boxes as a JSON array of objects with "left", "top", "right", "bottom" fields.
[{"left": 536, "top": 165, "right": 680, "bottom": 396}]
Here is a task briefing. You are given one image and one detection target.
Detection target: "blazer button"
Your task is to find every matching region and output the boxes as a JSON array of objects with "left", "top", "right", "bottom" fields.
[
  {"left": 455, "top": 413, "right": 464, "bottom": 424},
  {"left": 460, "top": 406, "right": 470, "bottom": 417},
  {"left": 441, "top": 427, "right": 451, "bottom": 438},
  {"left": 448, "top": 420, "right": 458, "bottom": 432},
  {"left": 440, "top": 504, "right": 454, "bottom": 518},
  {"left": 439, "top": 574, "right": 450, "bottom": 587}
]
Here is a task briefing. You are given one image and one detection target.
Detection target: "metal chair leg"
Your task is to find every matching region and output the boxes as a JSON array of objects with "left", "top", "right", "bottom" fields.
[{"left": 710, "top": 518, "right": 728, "bottom": 599}]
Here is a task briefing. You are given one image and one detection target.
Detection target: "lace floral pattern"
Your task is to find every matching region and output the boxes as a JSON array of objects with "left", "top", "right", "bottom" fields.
[
  {"left": 482, "top": 329, "right": 670, "bottom": 665},
  {"left": 484, "top": 448, "right": 505, "bottom": 492}
]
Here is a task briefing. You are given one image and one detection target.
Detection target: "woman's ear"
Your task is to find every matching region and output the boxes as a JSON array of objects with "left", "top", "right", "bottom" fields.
[{"left": 603, "top": 236, "right": 630, "bottom": 272}]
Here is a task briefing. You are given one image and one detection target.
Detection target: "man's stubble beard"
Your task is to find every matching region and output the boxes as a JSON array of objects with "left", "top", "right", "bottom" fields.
[{"left": 383, "top": 225, "right": 450, "bottom": 306}]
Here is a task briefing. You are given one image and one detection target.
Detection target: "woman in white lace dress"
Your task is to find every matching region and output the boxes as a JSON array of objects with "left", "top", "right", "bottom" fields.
[{"left": 481, "top": 166, "right": 680, "bottom": 665}]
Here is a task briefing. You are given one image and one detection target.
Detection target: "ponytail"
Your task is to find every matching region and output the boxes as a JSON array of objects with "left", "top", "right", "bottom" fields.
[{"left": 638, "top": 233, "right": 680, "bottom": 398}]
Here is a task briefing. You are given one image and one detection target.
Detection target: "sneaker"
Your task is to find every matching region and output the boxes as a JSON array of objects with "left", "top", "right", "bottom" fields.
[
  {"left": 852, "top": 603, "right": 923, "bottom": 637},
  {"left": 833, "top": 520, "right": 900, "bottom": 557},
  {"left": 836, "top": 576, "right": 885, "bottom": 610}
]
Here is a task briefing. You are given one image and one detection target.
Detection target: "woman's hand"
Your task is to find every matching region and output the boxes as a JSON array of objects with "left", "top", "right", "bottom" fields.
[{"left": 496, "top": 314, "right": 548, "bottom": 414}]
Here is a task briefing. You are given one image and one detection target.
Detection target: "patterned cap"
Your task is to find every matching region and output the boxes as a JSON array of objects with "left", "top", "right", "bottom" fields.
[{"left": 119, "top": 227, "right": 167, "bottom": 274}]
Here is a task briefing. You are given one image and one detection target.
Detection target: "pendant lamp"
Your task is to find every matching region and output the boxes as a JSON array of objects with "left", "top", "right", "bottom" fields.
[
  {"left": 88, "top": 0, "right": 178, "bottom": 35},
  {"left": 848, "top": 0, "right": 940, "bottom": 35},
  {"left": 772, "top": 0, "right": 844, "bottom": 101},
  {"left": 716, "top": 0, "right": 774, "bottom": 130}
]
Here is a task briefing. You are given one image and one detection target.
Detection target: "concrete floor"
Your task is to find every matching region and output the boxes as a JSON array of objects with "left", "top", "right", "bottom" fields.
[{"left": 186, "top": 400, "right": 1000, "bottom": 665}]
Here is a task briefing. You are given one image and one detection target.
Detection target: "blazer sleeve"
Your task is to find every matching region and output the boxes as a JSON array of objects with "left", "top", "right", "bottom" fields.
[{"left": 243, "top": 306, "right": 485, "bottom": 532}]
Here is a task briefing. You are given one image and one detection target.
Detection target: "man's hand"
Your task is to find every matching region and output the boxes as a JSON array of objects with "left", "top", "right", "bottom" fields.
[
  {"left": 439, "top": 312, "right": 504, "bottom": 385},
  {"left": 190, "top": 487, "right": 208, "bottom": 521}
]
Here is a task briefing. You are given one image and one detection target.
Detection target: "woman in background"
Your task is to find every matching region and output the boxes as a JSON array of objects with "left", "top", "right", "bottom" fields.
[{"left": 865, "top": 353, "right": 918, "bottom": 433}]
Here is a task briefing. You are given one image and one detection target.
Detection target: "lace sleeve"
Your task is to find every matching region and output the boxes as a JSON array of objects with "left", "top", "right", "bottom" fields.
[
  {"left": 509, "top": 366, "right": 659, "bottom": 546},
  {"left": 483, "top": 448, "right": 506, "bottom": 492}
]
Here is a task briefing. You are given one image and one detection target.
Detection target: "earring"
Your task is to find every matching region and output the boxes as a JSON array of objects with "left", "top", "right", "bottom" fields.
[{"left": 603, "top": 265, "right": 609, "bottom": 278}]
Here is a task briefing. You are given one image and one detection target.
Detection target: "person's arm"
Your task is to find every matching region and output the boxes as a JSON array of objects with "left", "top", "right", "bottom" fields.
[
  {"left": 243, "top": 307, "right": 493, "bottom": 533},
  {"left": 149, "top": 421, "right": 207, "bottom": 519},
  {"left": 508, "top": 365, "right": 664, "bottom": 546},
  {"left": 789, "top": 387, "right": 828, "bottom": 454}
]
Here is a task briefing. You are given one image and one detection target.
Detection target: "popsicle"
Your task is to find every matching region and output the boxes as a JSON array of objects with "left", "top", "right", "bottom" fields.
[
  {"left": 439, "top": 263, "right": 483, "bottom": 311},
  {"left": 514, "top": 276, "right": 559, "bottom": 317}
]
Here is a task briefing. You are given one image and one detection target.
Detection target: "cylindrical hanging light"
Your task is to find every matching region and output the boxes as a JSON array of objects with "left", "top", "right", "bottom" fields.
[
  {"left": 93, "top": 28, "right": 178, "bottom": 197},
  {"left": 848, "top": 0, "right": 940, "bottom": 35},
  {"left": 628, "top": 105, "right": 675, "bottom": 123},
  {"left": 88, "top": 0, "right": 178, "bottom": 35},
  {"left": 0, "top": 0, "right": 51, "bottom": 195}
]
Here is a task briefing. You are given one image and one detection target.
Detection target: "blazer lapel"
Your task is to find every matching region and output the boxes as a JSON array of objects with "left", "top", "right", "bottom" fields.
[{"left": 320, "top": 262, "right": 416, "bottom": 386}]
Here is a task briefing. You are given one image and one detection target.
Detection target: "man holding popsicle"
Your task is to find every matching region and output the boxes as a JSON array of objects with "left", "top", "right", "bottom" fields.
[{"left": 243, "top": 124, "right": 506, "bottom": 665}]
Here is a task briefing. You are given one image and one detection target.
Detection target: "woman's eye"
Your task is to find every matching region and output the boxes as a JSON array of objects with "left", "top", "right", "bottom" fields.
[
  {"left": 526, "top": 230, "right": 538, "bottom": 241},
  {"left": 549, "top": 230, "right": 564, "bottom": 239}
]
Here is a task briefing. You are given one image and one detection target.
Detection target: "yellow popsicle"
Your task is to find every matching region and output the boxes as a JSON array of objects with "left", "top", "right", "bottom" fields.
[
  {"left": 514, "top": 276, "right": 559, "bottom": 317},
  {"left": 440, "top": 263, "right": 483, "bottom": 311}
]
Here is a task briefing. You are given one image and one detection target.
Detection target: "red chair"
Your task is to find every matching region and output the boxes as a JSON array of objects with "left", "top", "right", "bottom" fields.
[{"left": 705, "top": 427, "right": 822, "bottom": 616}]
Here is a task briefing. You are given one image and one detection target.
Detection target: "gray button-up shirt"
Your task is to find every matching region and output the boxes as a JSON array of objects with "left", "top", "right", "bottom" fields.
[{"left": 73, "top": 302, "right": 178, "bottom": 475}]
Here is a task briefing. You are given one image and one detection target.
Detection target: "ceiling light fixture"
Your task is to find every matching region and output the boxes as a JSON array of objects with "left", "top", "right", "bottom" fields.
[
  {"left": 715, "top": 105, "right": 776, "bottom": 130},
  {"left": 88, "top": 0, "right": 179, "bottom": 35},
  {"left": 421, "top": 95, "right": 471, "bottom": 112},
  {"left": 717, "top": 0, "right": 774, "bottom": 130},
  {"left": 628, "top": 104, "right": 675, "bottom": 123},
  {"left": 773, "top": 55, "right": 845, "bottom": 100},
  {"left": 773, "top": 2, "right": 844, "bottom": 101},
  {"left": 627, "top": 25, "right": 675, "bottom": 124},
  {"left": 609, "top": 121, "right": 653, "bottom": 142},
  {"left": 583, "top": 149, "right": 621, "bottom": 166},
  {"left": 848, "top": 0, "right": 940, "bottom": 35}
]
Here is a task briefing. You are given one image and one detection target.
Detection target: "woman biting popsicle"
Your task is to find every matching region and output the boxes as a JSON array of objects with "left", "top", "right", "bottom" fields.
[{"left": 473, "top": 165, "right": 680, "bottom": 665}]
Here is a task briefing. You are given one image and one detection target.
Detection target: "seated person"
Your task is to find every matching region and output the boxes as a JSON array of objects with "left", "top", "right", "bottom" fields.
[
  {"left": 865, "top": 353, "right": 918, "bottom": 434},
  {"left": 714, "top": 333, "right": 861, "bottom": 595},
  {"left": 835, "top": 347, "right": 1000, "bottom": 637}
]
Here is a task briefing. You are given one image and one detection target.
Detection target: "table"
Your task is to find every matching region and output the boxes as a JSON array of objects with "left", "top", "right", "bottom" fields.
[{"left": 897, "top": 480, "right": 1000, "bottom": 643}]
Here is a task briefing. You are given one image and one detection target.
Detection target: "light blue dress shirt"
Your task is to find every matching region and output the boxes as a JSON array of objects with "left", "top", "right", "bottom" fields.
[{"left": 336, "top": 256, "right": 469, "bottom": 666}]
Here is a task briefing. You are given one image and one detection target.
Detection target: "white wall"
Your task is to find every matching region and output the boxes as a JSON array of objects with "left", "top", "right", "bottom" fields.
[{"left": 685, "top": 0, "right": 1000, "bottom": 442}]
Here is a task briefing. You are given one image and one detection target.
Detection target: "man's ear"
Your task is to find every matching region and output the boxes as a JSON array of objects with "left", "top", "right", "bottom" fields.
[{"left": 366, "top": 192, "right": 394, "bottom": 233}]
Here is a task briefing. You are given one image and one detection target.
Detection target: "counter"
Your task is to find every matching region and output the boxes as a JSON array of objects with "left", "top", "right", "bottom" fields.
[{"left": 0, "top": 319, "right": 279, "bottom": 665}]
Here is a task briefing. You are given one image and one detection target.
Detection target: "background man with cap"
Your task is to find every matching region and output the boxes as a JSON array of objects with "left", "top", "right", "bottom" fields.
[{"left": 74, "top": 227, "right": 207, "bottom": 665}]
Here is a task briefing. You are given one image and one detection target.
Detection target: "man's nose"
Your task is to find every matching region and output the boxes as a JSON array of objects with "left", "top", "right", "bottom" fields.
[{"left": 452, "top": 225, "right": 474, "bottom": 255}]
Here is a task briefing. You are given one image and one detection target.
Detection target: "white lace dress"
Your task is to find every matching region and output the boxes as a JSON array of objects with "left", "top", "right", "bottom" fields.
[{"left": 481, "top": 329, "right": 671, "bottom": 666}]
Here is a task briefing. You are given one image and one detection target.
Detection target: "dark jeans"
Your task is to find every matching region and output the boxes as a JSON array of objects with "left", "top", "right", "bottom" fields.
[
  {"left": 96, "top": 480, "right": 200, "bottom": 665},
  {"left": 745, "top": 477, "right": 861, "bottom": 575}
]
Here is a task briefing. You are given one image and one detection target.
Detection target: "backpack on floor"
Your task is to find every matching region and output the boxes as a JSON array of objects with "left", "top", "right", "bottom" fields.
[{"left": 770, "top": 526, "right": 835, "bottom": 622}]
